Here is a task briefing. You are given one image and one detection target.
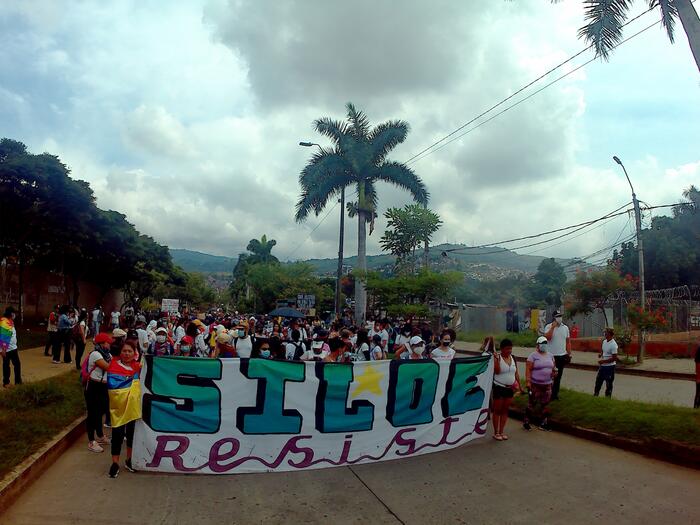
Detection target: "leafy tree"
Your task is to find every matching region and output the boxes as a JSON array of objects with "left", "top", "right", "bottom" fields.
[
  {"left": 571, "top": 0, "right": 700, "bottom": 73},
  {"left": 526, "top": 258, "right": 566, "bottom": 307},
  {"left": 380, "top": 204, "right": 442, "bottom": 274},
  {"left": 363, "top": 270, "right": 462, "bottom": 318},
  {"left": 454, "top": 275, "right": 530, "bottom": 307},
  {"left": 295, "top": 103, "right": 429, "bottom": 323},
  {"left": 246, "top": 234, "right": 278, "bottom": 264},
  {"left": 564, "top": 266, "right": 636, "bottom": 325}
]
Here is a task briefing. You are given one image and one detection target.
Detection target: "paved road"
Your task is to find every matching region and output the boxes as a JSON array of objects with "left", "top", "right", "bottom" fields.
[{"left": 4, "top": 426, "right": 699, "bottom": 524}]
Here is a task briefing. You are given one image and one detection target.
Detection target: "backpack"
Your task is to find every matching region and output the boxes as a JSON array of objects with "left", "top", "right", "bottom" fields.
[
  {"left": 80, "top": 353, "right": 97, "bottom": 388},
  {"left": 291, "top": 341, "right": 304, "bottom": 360}
]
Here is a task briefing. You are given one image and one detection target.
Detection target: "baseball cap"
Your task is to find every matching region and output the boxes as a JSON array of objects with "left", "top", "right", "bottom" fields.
[
  {"left": 536, "top": 336, "right": 548, "bottom": 345},
  {"left": 409, "top": 335, "right": 424, "bottom": 346},
  {"left": 312, "top": 340, "right": 324, "bottom": 349},
  {"left": 553, "top": 310, "right": 562, "bottom": 319},
  {"left": 155, "top": 327, "right": 168, "bottom": 335},
  {"left": 94, "top": 332, "right": 114, "bottom": 345},
  {"left": 112, "top": 328, "right": 127, "bottom": 338},
  {"left": 181, "top": 335, "right": 194, "bottom": 345}
]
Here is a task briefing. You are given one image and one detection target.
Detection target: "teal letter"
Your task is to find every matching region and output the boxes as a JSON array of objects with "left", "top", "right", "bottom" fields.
[
  {"left": 386, "top": 360, "right": 439, "bottom": 427},
  {"left": 143, "top": 356, "right": 222, "bottom": 433},
  {"left": 315, "top": 363, "right": 374, "bottom": 433},
  {"left": 441, "top": 357, "right": 489, "bottom": 417},
  {"left": 237, "top": 359, "right": 305, "bottom": 434}
]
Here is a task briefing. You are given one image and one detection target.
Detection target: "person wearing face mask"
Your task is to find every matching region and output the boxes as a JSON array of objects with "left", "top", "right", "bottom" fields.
[
  {"left": 324, "top": 337, "right": 351, "bottom": 363},
  {"left": 431, "top": 332, "right": 457, "bottom": 360},
  {"left": 84, "top": 332, "right": 113, "bottom": 452},
  {"left": 302, "top": 332, "right": 330, "bottom": 361},
  {"left": 178, "top": 335, "right": 194, "bottom": 357},
  {"left": 147, "top": 327, "right": 174, "bottom": 356},
  {"left": 393, "top": 324, "right": 413, "bottom": 357},
  {"left": 544, "top": 310, "right": 571, "bottom": 400},
  {"left": 370, "top": 334, "right": 386, "bottom": 360},
  {"left": 491, "top": 338, "right": 523, "bottom": 440},
  {"left": 213, "top": 332, "right": 237, "bottom": 358},
  {"left": 254, "top": 340, "right": 272, "bottom": 359},
  {"left": 524, "top": 336, "right": 557, "bottom": 431},
  {"left": 234, "top": 322, "right": 253, "bottom": 358},
  {"left": 1, "top": 307, "right": 21, "bottom": 387},
  {"left": 397, "top": 336, "right": 426, "bottom": 360},
  {"left": 110, "top": 328, "right": 128, "bottom": 358}
]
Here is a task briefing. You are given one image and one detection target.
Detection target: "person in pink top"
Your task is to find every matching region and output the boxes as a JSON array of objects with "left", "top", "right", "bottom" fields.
[{"left": 523, "top": 336, "right": 557, "bottom": 431}]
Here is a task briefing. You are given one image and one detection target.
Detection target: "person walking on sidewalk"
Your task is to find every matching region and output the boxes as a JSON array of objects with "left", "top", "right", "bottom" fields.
[
  {"left": 523, "top": 336, "right": 557, "bottom": 431},
  {"left": 1, "top": 307, "right": 22, "bottom": 387},
  {"left": 44, "top": 305, "right": 59, "bottom": 356},
  {"left": 544, "top": 311, "right": 570, "bottom": 400},
  {"left": 594, "top": 328, "right": 618, "bottom": 398}
]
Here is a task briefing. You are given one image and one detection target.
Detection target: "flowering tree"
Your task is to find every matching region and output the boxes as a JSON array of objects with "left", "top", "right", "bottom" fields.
[{"left": 627, "top": 303, "right": 671, "bottom": 332}]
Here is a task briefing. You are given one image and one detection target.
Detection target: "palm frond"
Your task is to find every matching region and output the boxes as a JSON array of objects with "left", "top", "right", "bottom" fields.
[
  {"left": 369, "top": 120, "right": 409, "bottom": 164},
  {"left": 345, "top": 102, "right": 370, "bottom": 139},
  {"left": 578, "top": 0, "right": 632, "bottom": 60},
  {"left": 374, "top": 161, "right": 429, "bottom": 206},
  {"left": 295, "top": 152, "right": 352, "bottom": 222},
  {"left": 651, "top": 0, "right": 678, "bottom": 43},
  {"left": 314, "top": 117, "right": 349, "bottom": 146}
]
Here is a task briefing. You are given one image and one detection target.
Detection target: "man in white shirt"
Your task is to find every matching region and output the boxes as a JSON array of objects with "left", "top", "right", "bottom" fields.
[
  {"left": 544, "top": 310, "right": 571, "bottom": 400},
  {"left": 368, "top": 321, "right": 389, "bottom": 351},
  {"left": 594, "top": 327, "right": 618, "bottom": 397},
  {"left": 110, "top": 309, "right": 121, "bottom": 329}
]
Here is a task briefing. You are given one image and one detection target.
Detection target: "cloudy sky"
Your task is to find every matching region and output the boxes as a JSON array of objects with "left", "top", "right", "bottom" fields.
[{"left": 1, "top": 0, "right": 698, "bottom": 265}]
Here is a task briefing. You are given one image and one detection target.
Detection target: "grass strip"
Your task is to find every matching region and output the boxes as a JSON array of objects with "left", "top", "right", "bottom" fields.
[
  {"left": 0, "top": 371, "right": 85, "bottom": 479},
  {"left": 512, "top": 387, "right": 700, "bottom": 446},
  {"left": 457, "top": 330, "right": 538, "bottom": 348}
]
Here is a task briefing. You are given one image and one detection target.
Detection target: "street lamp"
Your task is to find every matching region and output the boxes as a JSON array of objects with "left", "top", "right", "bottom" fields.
[
  {"left": 300, "top": 141, "right": 345, "bottom": 320},
  {"left": 613, "top": 155, "right": 646, "bottom": 363}
]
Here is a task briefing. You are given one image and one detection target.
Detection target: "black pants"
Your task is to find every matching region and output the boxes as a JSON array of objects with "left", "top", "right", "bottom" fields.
[
  {"left": 74, "top": 340, "right": 86, "bottom": 370},
  {"left": 694, "top": 383, "right": 700, "bottom": 409},
  {"left": 44, "top": 331, "right": 57, "bottom": 356},
  {"left": 111, "top": 421, "right": 135, "bottom": 457},
  {"left": 552, "top": 354, "right": 569, "bottom": 399},
  {"left": 594, "top": 366, "right": 615, "bottom": 397},
  {"left": 52, "top": 330, "right": 72, "bottom": 363},
  {"left": 84, "top": 380, "right": 108, "bottom": 441},
  {"left": 2, "top": 350, "right": 22, "bottom": 386}
]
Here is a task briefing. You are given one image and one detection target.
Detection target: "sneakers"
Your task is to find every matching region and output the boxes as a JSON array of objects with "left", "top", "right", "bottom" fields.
[
  {"left": 538, "top": 421, "right": 552, "bottom": 432},
  {"left": 52, "top": 360, "right": 61, "bottom": 364},
  {"left": 96, "top": 435, "right": 111, "bottom": 445},
  {"left": 108, "top": 462, "right": 120, "bottom": 479},
  {"left": 124, "top": 458, "right": 136, "bottom": 473},
  {"left": 103, "top": 422, "right": 112, "bottom": 429},
  {"left": 522, "top": 422, "right": 532, "bottom": 431},
  {"left": 88, "top": 441, "right": 104, "bottom": 453}
]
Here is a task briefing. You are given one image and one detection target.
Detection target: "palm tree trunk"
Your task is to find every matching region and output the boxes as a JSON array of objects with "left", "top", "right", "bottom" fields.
[
  {"left": 677, "top": 0, "right": 700, "bottom": 73},
  {"left": 355, "top": 184, "right": 368, "bottom": 324}
]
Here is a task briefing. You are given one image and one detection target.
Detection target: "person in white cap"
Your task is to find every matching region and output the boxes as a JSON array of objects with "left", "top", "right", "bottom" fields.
[
  {"left": 544, "top": 310, "right": 571, "bottom": 400},
  {"left": 523, "top": 336, "right": 557, "bottom": 431},
  {"left": 396, "top": 335, "right": 427, "bottom": 360}
]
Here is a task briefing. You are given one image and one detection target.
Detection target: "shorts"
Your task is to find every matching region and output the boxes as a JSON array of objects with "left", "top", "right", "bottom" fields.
[{"left": 493, "top": 384, "right": 514, "bottom": 399}]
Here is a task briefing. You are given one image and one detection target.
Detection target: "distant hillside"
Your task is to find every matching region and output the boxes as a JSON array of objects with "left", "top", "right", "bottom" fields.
[
  {"left": 303, "top": 244, "right": 572, "bottom": 277},
  {"left": 170, "top": 249, "right": 235, "bottom": 274}
]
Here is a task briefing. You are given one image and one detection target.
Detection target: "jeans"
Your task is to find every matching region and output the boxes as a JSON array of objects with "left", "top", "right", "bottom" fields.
[
  {"left": 92, "top": 322, "right": 100, "bottom": 337},
  {"left": 74, "top": 339, "right": 86, "bottom": 370},
  {"left": 2, "top": 350, "right": 22, "bottom": 386},
  {"left": 111, "top": 421, "right": 135, "bottom": 457},
  {"left": 44, "top": 331, "right": 57, "bottom": 356},
  {"left": 552, "top": 354, "right": 569, "bottom": 399},
  {"left": 84, "top": 380, "right": 108, "bottom": 441},
  {"left": 53, "top": 330, "right": 72, "bottom": 362},
  {"left": 594, "top": 366, "right": 615, "bottom": 397}
]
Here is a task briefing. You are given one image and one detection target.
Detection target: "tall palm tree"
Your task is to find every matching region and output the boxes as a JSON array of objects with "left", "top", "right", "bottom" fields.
[
  {"left": 246, "top": 234, "right": 278, "bottom": 264},
  {"left": 575, "top": 0, "right": 700, "bottom": 72},
  {"left": 295, "top": 103, "right": 429, "bottom": 322}
]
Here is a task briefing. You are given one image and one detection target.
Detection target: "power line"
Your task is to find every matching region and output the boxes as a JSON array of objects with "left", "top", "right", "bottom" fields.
[
  {"left": 405, "top": 9, "right": 662, "bottom": 166},
  {"left": 286, "top": 200, "right": 339, "bottom": 260}
]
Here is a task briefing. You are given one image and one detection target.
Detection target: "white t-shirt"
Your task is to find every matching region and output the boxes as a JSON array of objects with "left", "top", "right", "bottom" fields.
[
  {"left": 136, "top": 328, "right": 149, "bottom": 353},
  {"left": 110, "top": 311, "right": 120, "bottom": 324},
  {"left": 544, "top": 322, "right": 570, "bottom": 356},
  {"left": 431, "top": 347, "right": 456, "bottom": 360},
  {"left": 493, "top": 355, "right": 517, "bottom": 387},
  {"left": 369, "top": 328, "right": 389, "bottom": 349},
  {"left": 285, "top": 341, "right": 306, "bottom": 360},
  {"left": 236, "top": 337, "right": 254, "bottom": 358},
  {"left": 301, "top": 349, "right": 328, "bottom": 361},
  {"left": 600, "top": 338, "right": 618, "bottom": 366},
  {"left": 88, "top": 350, "right": 108, "bottom": 382},
  {"left": 174, "top": 326, "right": 186, "bottom": 345},
  {"left": 91, "top": 309, "right": 100, "bottom": 323}
]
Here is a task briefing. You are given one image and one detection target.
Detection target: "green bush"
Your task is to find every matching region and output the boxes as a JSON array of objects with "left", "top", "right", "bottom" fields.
[
  {"left": 0, "top": 381, "right": 66, "bottom": 409},
  {"left": 457, "top": 330, "right": 538, "bottom": 348}
]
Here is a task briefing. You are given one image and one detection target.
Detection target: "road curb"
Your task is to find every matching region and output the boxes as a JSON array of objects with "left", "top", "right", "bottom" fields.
[
  {"left": 0, "top": 416, "right": 86, "bottom": 516},
  {"left": 454, "top": 348, "right": 695, "bottom": 381},
  {"left": 506, "top": 408, "right": 700, "bottom": 470}
]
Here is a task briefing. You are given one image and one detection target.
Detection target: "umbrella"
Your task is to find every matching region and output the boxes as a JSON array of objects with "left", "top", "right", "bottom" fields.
[{"left": 268, "top": 307, "right": 305, "bottom": 318}]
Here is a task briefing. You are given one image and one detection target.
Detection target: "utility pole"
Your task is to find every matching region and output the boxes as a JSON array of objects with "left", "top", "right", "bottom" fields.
[
  {"left": 335, "top": 187, "right": 345, "bottom": 319},
  {"left": 613, "top": 156, "right": 646, "bottom": 362}
]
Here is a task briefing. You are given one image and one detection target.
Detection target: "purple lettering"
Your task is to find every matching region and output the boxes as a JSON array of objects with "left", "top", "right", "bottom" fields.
[
  {"left": 473, "top": 409, "right": 489, "bottom": 435},
  {"left": 284, "top": 436, "right": 316, "bottom": 468},
  {"left": 394, "top": 428, "right": 418, "bottom": 456},
  {"left": 146, "top": 435, "right": 202, "bottom": 472},
  {"left": 208, "top": 438, "right": 242, "bottom": 473}
]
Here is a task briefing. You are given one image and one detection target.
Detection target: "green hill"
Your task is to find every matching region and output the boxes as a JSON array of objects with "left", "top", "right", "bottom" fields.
[{"left": 170, "top": 249, "right": 235, "bottom": 273}]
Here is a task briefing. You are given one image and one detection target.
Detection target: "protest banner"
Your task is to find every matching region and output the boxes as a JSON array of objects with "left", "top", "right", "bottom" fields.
[
  {"left": 132, "top": 355, "right": 493, "bottom": 474},
  {"left": 161, "top": 298, "right": 179, "bottom": 314}
]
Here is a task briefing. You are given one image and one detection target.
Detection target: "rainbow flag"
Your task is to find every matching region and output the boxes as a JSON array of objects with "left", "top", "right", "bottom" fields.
[
  {"left": 0, "top": 317, "right": 13, "bottom": 351},
  {"left": 107, "top": 361, "right": 142, "bottom": 427}
]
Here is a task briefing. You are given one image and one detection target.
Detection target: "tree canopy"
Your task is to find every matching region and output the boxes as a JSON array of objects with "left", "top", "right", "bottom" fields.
[{"left": 380, "top": 204, "right": 442, "bottom": 274}]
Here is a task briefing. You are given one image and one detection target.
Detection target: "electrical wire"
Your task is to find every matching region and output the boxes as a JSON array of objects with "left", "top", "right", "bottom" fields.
[
  {"left": 285, "top": 200, "right": 339, "bottom": 260},
  {"left": 405, "top": 11, "right": 664, "bottom": 166}
]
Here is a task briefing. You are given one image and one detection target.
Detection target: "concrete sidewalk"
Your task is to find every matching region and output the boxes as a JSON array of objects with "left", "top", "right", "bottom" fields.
[
  {"left": 13, "top": 344, "right": 95, "bottom": 384},
  {"left": 453, "top": 341, "right": 696, "bottom": 379}
]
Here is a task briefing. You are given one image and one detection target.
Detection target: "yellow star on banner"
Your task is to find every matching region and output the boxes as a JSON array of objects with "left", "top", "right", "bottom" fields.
[{"left": 351, "top": 363, "right": 384, "bottom": 398}]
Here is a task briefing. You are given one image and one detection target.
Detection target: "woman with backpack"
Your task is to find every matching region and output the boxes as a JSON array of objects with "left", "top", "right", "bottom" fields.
[{"left": 84, "top": 332, "right": 113, "bottom": 453}]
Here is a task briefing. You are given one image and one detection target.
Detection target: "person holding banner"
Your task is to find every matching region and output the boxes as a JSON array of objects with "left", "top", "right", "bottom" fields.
[{"left": 107, "top": 342, "right": 141, "bottom": 478}]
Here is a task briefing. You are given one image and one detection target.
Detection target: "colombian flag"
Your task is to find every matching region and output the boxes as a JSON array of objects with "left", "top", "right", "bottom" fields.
[
  {"left": 0, "top": 317, "right": 13, "bottom": 351},
  {"left": 107, "top": 360, "right": 142, "bottom": 427}
]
